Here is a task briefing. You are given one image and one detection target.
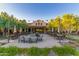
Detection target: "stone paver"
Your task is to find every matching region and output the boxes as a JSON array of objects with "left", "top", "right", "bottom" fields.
[{"left": 1, "top": 34, "right": 62, "bottom": 48}]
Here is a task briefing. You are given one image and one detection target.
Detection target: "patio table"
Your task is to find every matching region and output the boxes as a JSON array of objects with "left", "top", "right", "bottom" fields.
[{"left": 57, "top": 34, "right": 63, "bottom": 43}]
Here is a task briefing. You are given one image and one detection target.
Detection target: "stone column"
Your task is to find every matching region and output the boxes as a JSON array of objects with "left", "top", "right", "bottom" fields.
[{"left": 31, "top": 28, "right": 32, "bottom": 33}]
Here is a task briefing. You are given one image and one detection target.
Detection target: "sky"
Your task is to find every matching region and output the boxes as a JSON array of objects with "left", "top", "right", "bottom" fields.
[{"left": 0, "top": 3, "right": 79, "bottom": 22}]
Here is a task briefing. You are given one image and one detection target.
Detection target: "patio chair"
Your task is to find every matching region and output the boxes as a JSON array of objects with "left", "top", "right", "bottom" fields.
[
  {"left": 37, "top": 34, "right": 43, "bottom": 41},
  {"left": 21, "top": 36, "right": 26, "bottom": 43},
  {"left": 56, "top": 34, "right": 64, "bottom": 44},
  {"left": 29, "top": 38, "right": 37, "bottom": 43}
]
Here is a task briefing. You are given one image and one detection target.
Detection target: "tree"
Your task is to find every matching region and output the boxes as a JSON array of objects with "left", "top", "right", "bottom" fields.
[
  {"left": 0, "top": 11, "right": 28, "bottom": 36},
  {"left": 54, "top": 16, "right": 62, "bottom": 33},
  {"left": 48, "top": 16, "right": 62, "bottom": 33},
  {"left": 62, "top": 14, "right": 76, "bottom": 33},
  {"left": 74, "top": 16, "right": 79, "bottom": 32},
  {"left": 0, "top": 12, "right": 10, "bottom": 36}
]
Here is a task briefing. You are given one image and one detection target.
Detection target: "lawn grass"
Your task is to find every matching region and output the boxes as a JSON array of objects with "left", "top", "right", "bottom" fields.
[
  {"left": 66, "top": 34, "right": 79, "bottom": 42},
  {"left": 66, "top": 35, "right": 79, "bottom": 40},
  {"left": 0, "top": 45, "right": 78, "bottom": 56},
  {"left": 0, "top": 47, "right": 50, "bottom": 56},
  {"left": 26, "top": 47, "right": 50, "bottom": 56},
  {"left": 0, "top": 35, "right": 9, "bottom": 40},
  {"left": 0, "top": 46, "right": 19, "bottom": 56},
  {"left": 52, "top": 45, "right": 78, "bottom": 56}
]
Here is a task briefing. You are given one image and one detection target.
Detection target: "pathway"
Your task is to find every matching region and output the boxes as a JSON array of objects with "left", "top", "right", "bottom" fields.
[{"left": 1, "top": 34, "right": 65, "bottom": 48}]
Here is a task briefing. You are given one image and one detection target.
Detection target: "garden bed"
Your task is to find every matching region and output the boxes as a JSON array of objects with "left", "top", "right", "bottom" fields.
[{"left": 66, "top": 34, "right": 79, "bottom": 42}]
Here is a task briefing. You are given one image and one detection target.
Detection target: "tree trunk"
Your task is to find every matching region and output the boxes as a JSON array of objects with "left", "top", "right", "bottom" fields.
[
  {"left": 14, "top": 26, "right": 16, "bottom": 33},
  {"left": 3, "top": 29, "right": 5, "bottom": 36},
  {"left": 20, "top": 27, "right": 22, "bottom": 33}
]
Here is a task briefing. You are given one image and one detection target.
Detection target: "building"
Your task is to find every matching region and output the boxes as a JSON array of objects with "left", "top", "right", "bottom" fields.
[{"left": 27, "top": 20, "right": 48, "bottom": 33}]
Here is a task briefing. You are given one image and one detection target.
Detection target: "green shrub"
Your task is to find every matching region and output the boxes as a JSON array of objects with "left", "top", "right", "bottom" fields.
[
  {"left": 6, "top": 46, "right": 19, "bottom": 56},
  {"left": 0, "top": 46, "right": 78, "bottom": 56},
  {"left": 0, "top": 47, "right": 6, "bottom": 53},
  {"left": 52, "top": 45, "right": 77, "bottom": 56},
  {"left": 26, "top": 47, "right": 50, "bottom": 56},
  {"left": 26, "top": 47, "right": 41, "bottom": 56},
  {"left": 18, "top": 48, "right": 27, "bottom": 55},
  {"left": 0, "top": 53, "right": 10, "bottom": 56},
  {"left": 0, "top": 46, "right": 19, "bottom": 56},
  {"left": 40, "top": 48, "right": 50, "bottom": 56}
]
